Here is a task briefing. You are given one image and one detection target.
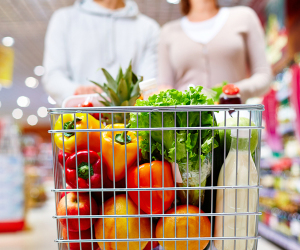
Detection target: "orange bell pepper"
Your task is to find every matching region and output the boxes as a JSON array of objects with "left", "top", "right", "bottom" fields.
[
  {"left": 54, "top": 113, "right": 102, "bottom": 153},
  {"left": 102, "top": 124, "right": 138, "bottom": 182}
]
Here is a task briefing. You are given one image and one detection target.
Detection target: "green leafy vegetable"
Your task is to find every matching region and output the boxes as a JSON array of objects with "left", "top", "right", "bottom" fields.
[
  {"left": 130, "top": 86, "right": 217, "bottom": 163},
  {"left": 130, "top": 86, "right": 218, "bottom": 205},
  {"left": 211, "top": 81, "right": 228, "bottom": 102}
]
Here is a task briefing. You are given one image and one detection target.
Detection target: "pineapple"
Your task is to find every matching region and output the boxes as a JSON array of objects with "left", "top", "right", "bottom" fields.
[{"left": 91, "top": 61, "right": 143, "bottom": 124}]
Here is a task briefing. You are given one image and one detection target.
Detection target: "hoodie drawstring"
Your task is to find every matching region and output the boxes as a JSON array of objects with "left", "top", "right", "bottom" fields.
[{"left": 104, "top": 16, "right": 116, "bottom": 66}]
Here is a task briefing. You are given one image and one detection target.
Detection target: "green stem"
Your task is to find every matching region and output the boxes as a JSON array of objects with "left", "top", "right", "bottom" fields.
[
  {"left": 115, "top": 124, "right": 132, "bottom": 145},
  {"left": 63, "top": 117, "right": 82, "bottom": 138},
  {"left": 78, "top": 162, "right": 94, "bottom": 180}
]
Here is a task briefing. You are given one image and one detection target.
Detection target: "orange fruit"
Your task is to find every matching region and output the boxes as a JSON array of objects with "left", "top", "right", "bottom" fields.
[
  {"left": 94, "top": 194, "right": 151, "bottom": 250},
  {"left": 156, "top": 205, "right": 211, "bottom": 250}
]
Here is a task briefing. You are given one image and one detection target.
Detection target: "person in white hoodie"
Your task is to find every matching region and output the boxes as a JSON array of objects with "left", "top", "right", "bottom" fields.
[{"left": 43, "top": 0, "right": 160, "bottom": 105}]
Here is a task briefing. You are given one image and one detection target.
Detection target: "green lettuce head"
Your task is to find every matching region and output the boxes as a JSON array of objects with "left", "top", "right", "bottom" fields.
[{"left": 130, "top": 86, "right": 218, "bottom": 205}]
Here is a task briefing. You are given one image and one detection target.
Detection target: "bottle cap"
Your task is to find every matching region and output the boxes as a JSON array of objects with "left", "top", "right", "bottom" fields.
[
  {"left": 223, "top": 84, "right": 240, "bottom": 95},
  {"left": 139, "top": 78, "right": 157, "bottom": 91},
  {"left": 231, "top": 129, "right": 252, "bottom": 138}
]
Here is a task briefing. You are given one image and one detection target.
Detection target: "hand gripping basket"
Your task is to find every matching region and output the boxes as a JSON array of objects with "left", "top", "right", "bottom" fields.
[{"left": 48, "top": 104, "right": 264, "bottom": 250}]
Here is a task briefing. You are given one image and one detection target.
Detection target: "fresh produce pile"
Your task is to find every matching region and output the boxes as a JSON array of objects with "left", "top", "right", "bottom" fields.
[
  {"left": 53, "top": 65, "right": 260, "bottom": 250},
  {"left": 54, "top": 87, "right": 213, "bottom": 250}
]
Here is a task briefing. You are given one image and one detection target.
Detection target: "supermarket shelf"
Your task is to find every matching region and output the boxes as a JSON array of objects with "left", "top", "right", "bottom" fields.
[{"left": 258, "top": 222, "right": 300, "bottom": 250}]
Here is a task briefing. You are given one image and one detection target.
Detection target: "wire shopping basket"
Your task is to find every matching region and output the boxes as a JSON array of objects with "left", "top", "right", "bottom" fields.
[{"left": 49, "top": 104, "right": 264, "bottom": 250}]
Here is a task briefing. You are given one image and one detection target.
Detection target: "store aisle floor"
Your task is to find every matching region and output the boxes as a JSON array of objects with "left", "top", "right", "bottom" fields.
[
  {"left": 0, "top": 183, "right": 282, "bottom": 250},
  {"left": 0, "top": 182, "right": 57, "bottom": 250},
  {"left": 258, "top": 238, "right": 283, "bottom": 250}
]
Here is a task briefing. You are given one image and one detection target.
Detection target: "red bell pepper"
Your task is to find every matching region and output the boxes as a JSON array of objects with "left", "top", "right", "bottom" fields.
[
  {"left": 58, "top": 150, "right": 71, "bottom": 168},
  {"left": 65, "top": 150, "right": 102, "bottom": 189},
  {"left": 127, "top": 161, "right": 175, "bottom": 214}
]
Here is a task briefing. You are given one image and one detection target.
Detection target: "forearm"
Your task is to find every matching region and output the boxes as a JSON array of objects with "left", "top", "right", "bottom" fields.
[
  {"left": 236, "top": 8, "right": 273, "bottom": 103},
  {"left": 235, "top": 70, "right": 272, "bottom": 103}
]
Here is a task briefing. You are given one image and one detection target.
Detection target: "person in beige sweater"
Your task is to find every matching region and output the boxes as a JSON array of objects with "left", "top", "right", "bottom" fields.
[{"left": 158, "top": 0, "right": 272, "bottom": 102}]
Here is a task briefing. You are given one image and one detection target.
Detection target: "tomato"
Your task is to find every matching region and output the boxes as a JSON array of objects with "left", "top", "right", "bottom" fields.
[
  {"left": 78, "top": 101, "right": 100, "bottom": 120},
  {"left": 78, "top": 101, "right": 94, "bottom": 108},
  {"left": 127, "top": 161, "right": 175, "bottom": 215}
]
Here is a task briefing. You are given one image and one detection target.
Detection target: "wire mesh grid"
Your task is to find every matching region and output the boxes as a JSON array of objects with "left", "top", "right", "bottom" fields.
[{"left": 48, "top": 104, "right": 264, "bottom": 250}]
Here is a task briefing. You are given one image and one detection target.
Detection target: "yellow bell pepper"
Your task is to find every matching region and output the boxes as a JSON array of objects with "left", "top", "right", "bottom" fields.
[
  {"left": 102, "top": 124, "right": 138, "bottom": 182},
  {"left": 54, "top": 113, "right": 102, "bottom": 153}
]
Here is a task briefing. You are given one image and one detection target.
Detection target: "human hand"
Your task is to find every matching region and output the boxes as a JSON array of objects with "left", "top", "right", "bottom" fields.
[{"left": 74, "top": 85, "right": 102, "bottom": 95}]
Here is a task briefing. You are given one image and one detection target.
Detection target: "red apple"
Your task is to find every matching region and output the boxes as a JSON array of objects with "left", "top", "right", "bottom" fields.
[
  {"left": 62, "top": 227, "right": 99, "bottom": 250},
  {"left": 57, "top": 192, "right": 98, "bottom": 231},
  {"left": 60, "top": 185, "right": 72, "bottom": 199}
]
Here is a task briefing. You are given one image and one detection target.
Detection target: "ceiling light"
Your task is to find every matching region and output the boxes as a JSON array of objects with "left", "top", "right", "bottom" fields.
[
  {"left": 48, "top": 96, "right": 56, "bottom": 105},
  {"left": 25, "top": 77, "right": 39, "bottom": 88},
  {"left": 34, "top": 66, "right": 45, "bottom": 76},
  {"left": 27, "top": 115, "right": 38, "bottom": 126},
  {"left": 2, "top": 37, "right": 15, "bottom": 47},
  {"left": 17, "top": 96, "right": 30, "bottom": 107},
  {"left": 12, "top": 109, "right": 23, "bottom": 119},
  {"left": 167, "top": 0, "right": 180, "bottom": 4},
  {"left": 37, "top": 106, "right": 48, "bottom": 118}
]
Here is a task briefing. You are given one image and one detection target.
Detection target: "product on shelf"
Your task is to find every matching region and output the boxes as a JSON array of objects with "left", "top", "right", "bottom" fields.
[{"left": 0, "top": 117, "right": 25, "bottom": 232}]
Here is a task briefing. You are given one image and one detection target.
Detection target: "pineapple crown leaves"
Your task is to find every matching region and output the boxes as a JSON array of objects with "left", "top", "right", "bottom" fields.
[{"left": 90, "top": 61, "right": 142, "bottom": 107}]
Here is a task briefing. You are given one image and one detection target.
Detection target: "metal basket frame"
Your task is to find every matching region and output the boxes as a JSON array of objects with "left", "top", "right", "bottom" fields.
[{"left": 49, "top": 104, "right": 264, "bottom": 250}]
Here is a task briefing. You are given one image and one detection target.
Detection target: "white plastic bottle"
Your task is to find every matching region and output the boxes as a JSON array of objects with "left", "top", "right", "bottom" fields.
[
  {"left": 139, "top": 78, "right": 159, "bottom": 101},
  {"left": 214, "top": 129, "right": 258, "bottom": 250}
]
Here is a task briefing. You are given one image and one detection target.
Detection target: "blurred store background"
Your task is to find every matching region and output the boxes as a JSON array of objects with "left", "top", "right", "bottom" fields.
[{"left": 1, "top": 0, "right": 300, "bottom": 250}]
